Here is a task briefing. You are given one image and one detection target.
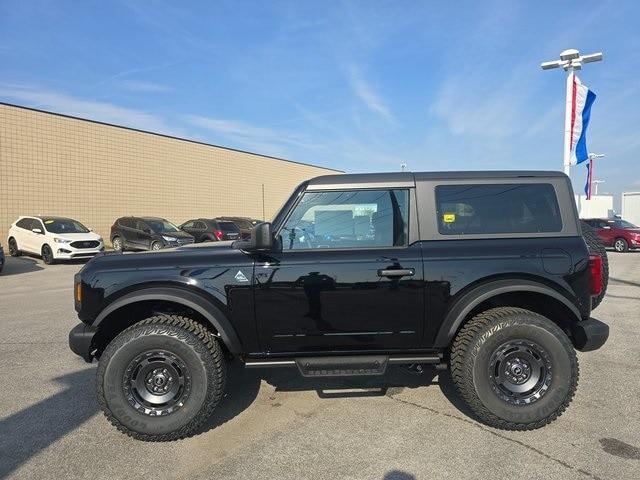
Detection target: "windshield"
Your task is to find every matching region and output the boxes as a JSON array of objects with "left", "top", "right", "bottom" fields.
[
  {"left": 615, "top": 220, "right": 638, "bottom": 229},
  {"left": 146, "top": 220, "right": 180, "bottom": 233},
  {"left": 42, "top": 218, "right": 90, "bottom": 234}
]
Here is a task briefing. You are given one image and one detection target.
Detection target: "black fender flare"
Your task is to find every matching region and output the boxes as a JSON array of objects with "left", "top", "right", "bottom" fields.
[
  {"left": 433, "top": 279, "right": 582, "bottom": 348},
  {"left": 94, "top": 286, "right": 243, "bottom": 353}
]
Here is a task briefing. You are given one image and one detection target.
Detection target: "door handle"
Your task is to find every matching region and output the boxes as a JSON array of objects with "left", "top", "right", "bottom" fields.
[{"left": 378, "top": 268, "right": 415, "bottom": 278}]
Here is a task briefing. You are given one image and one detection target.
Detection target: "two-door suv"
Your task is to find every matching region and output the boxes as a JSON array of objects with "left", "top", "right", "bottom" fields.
[{"left": 69, "top": 171, "right": 609, "bottom": 441}]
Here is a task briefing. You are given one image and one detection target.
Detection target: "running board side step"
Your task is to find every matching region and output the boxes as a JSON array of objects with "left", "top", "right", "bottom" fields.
[{"left": 244, "top": 353, "right": 442, "bottom": 377}]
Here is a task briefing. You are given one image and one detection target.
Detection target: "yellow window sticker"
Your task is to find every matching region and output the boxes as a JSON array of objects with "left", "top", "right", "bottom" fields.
[
  {"left": 443, "top": 213, "right": 456, "bottom": 223},
  {"left": 44, "top": 220, "right": 55, "bottom": 224}
]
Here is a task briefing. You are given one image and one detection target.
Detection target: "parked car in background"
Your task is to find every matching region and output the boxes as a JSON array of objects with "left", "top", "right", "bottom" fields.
[
  {"left": 179, "top": 218, "right": 241, "bottom": 242},
  {"left": 110, "top": 217, "right": 194, "bottom": 251},
  {"left": 583, "top": 218, "right": 640, "bottom": 252},
  {"left": 0, "top": 244, "right": 4, "bottom": 273},
  {"left": 215, "top": 216, "right": 261, "bottom": 239},
  {"left": 6, "top": 216, "right": 103, "bottom": 264}
]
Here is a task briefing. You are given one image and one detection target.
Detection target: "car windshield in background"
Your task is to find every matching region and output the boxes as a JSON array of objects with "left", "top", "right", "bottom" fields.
[
  {"left": 616, "top": 220, "right": 638, "bottom": 229},
  {"left": 42, "top": 218, "right": 90, "bottom": 234},
  {"left": 147, "top": 220, "right": 180, "bottom": 233},
  {"left": 218, "top": 222, "right": 240, "bottom": 232}
]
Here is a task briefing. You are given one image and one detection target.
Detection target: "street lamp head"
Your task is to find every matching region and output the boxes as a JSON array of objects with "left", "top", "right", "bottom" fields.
[
  {"left": 582, "top": 52, "right": 603, "bottom": 63},
  {"left": 560, "top": 49, "right": 580, "bottom": 61}
]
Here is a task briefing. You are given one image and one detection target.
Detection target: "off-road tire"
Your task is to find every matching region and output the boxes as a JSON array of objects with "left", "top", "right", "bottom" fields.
[
  {"left": 450, "top": 307, "right": 579, "bottom": 431},
  {"left": 8, "top": 238, "right": 21, "bottom": 257},
  {"left": 580, "top": 221, "right": 608, "bottom": 309},
  {"left": 97, "top": 315, "right": 226, "bottom": 441}
]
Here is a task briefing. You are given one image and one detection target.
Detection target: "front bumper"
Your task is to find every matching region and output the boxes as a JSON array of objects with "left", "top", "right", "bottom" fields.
[
  {"left": 54, "top": 242, "right": 104, "bottom": 260},
  {"left": 571, "top": 318, "right": 609, "bottom": 352},
  {"left": 69, "top": 323, "right": 97, "bottom": 362}
]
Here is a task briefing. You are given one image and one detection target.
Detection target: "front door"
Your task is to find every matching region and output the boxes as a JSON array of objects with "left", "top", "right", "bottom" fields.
[{"left": 254, "top": 188, "right": 423, "bottom": 353}]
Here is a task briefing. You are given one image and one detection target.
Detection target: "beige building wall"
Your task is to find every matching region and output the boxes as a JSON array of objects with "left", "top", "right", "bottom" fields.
[{"left": 0, "top": 103, "right": 340, "bottom": 246}]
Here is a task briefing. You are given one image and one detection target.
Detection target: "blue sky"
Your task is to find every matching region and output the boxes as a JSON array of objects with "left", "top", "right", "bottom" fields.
[{"left": 1, "top": 0, "right": 638, "bottom": 205}]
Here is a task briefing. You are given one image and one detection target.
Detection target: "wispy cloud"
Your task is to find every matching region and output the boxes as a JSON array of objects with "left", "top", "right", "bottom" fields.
[
  {"left": 185, "top": 115, "right": 326, "bottom": 155},
  {"left": 0, "top": 85, "right": 179, "bottom": 135},
  {"left": 117, "top": 80, "right": 172, "bottom": 93},
  {"left": 347, "top": 66, "right": 393, "bottom": 121}
]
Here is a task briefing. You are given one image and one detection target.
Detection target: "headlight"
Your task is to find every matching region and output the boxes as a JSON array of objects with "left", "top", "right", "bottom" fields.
[
  {"left": 54, "top": 237, "right": 72, "bottom": 244},
  {"left": 162, "top": 236, "right": 177, "bottom": 242}
]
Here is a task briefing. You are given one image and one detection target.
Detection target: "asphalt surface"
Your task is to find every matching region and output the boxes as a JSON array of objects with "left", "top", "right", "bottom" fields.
[{"left": 0, "top": 252, "right": 638, "bottom": 480}]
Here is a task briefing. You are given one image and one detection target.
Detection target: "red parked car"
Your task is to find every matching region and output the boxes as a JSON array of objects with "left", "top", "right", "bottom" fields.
[{"left": 583, "top": 218, "right": 640, "bottom": 252}]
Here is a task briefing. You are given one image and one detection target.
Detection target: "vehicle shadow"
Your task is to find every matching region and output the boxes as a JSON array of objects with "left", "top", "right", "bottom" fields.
[
  {"left": 0, "top": 368, "right": 98, "bottom": 478},
  {"left": 0, "top": 257, "right": 44, "bottom": 276}
]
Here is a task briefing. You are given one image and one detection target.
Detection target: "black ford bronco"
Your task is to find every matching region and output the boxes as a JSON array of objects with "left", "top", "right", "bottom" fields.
[{"left": 69, "top": 171, "right": 609, "bottom": 441}]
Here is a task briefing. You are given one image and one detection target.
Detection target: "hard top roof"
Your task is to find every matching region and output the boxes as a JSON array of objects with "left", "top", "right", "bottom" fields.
[{"left": 307, "top": 171, "right": 567, "bottom": 189}]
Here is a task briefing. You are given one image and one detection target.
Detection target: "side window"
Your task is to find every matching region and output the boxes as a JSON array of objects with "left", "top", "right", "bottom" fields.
[
  {"left": 137, "top": 221, "right": 149, "bottom": 232},
  {"left": 195, "top": 221, "right": 207, "bottom": 230},
  {"left": 435, "top": 183, "right": 562, "bottom": 235},
  {"left": 119, "top": 218, "right": 134, "bottom": 229},
  {"left": 182, "top": 221, "right": 196, "bottom": 229},
  {"left": 280, "top": 189, "right": 409, "bottom": 250},
  {"left": 31, "top": 219, "right": 44, "bottom": 231},
  {"left": 16, "top": 218, "right": 33, "bottom": 230}
]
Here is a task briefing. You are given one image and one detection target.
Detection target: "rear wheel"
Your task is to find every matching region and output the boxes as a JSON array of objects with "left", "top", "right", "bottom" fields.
[
  {"left": 614, "top": 238, "right": 629, "bottom": 253},
  {"left": 112, "top": 236, "right": 124, "bottom": 252},
  {"left": 97, "top": 315, "right": 226, "bottom": 441},
  {"left": 41, "top": 245, "right": 55, "bottom": 265},
  {"left": 580, "top": 221, "right": 609, "bottom": 309},
  {"left": 450, "top": 307, "right": 578, "bottom": 430},
  {"left": 8, "top": 238, "right": 21, "bottom": 257}
]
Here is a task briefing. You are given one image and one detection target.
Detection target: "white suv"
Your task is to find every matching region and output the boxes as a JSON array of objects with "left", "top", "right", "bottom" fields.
[{"left": 7, "top": 216, "right": 104, "bottom": 264}]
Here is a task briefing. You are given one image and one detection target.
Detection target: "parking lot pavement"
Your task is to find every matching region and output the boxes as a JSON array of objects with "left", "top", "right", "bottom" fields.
[{"left": 0, "top": 253, "right": 638, "bottom": 480}]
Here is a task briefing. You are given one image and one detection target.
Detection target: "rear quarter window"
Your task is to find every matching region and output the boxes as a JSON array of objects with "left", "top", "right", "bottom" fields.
[{"left": 435, "top": 183, "right": 562, "bottom": 235}]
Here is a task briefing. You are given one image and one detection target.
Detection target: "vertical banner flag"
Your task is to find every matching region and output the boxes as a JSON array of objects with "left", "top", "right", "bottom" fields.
[
  {"left": 569, "top": 73, "right": 597, "bottom": 165},
  {"left": 584, "top": 159, "right": 593, "bottom": 200}
]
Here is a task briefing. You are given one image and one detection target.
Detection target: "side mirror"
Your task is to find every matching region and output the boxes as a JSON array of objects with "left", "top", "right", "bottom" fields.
[
  {"left": 248, "top": 222, "right": 273, "bottom": 251},
  {"left": 32, "top": 228, "right": 43, "bottom": 234}
]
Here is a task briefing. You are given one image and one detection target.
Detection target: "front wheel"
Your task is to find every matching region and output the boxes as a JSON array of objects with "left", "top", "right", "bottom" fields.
[
  {"left": 614, "top": 238, "right": 629, "bottom": 253},
  {"left": 97, "top": 315, "right": 226, "bottom": 441},
  {"left": 450, "top": 307, "right": 578, "bottom": 430},
  {"left": 42, "top": 244, "right": 55, "bottom": 265},
  {"left": 151, "top": 241, "right": 162, "bottom": 251}
]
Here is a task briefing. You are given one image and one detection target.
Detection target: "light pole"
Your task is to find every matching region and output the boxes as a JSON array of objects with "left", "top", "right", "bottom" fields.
[
  {"left": 541, "top": 49, "right": 603, "bottom": 176},
  {"left": 592, "top": 180, "right": 605, "bottom": 195}
]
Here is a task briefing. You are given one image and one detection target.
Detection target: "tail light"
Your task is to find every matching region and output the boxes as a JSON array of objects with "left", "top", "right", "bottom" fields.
[
  {"left": 589, "top": 254, "right": 603, "bottom": 296},
  {"left": 214, "top": 230, "right": 224, "bottom": 240}
]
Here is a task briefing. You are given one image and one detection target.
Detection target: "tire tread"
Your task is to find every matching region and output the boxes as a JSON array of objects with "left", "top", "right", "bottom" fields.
[
  {"left": 96, "top": 314, "right": 225, "bottom": 442},
  {"left": 450, "top": 307, "right": 579, "bottom": 431}
]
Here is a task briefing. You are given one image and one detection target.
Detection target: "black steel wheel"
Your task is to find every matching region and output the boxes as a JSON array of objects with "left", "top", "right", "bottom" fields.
[
  {"left": 123, "top": 349, "right": 192, "bottom": 416},
  {"left": 450, "top": 307, "right": 578, "bottom": 430},
  {"left": 41, "top": 244, "right": 55, "bottom": 265},
  {"left": 97, "top": 315, "right": 226, "bottom": 441},
  {"left": 8, "top": 237, "right": 21, "bottom": 257},
  {"left": 614, "top": 238, "right": 629, "bottom": 253},
  {"left": 488, "top": 340, "right": 552, "bottom": 405}
]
